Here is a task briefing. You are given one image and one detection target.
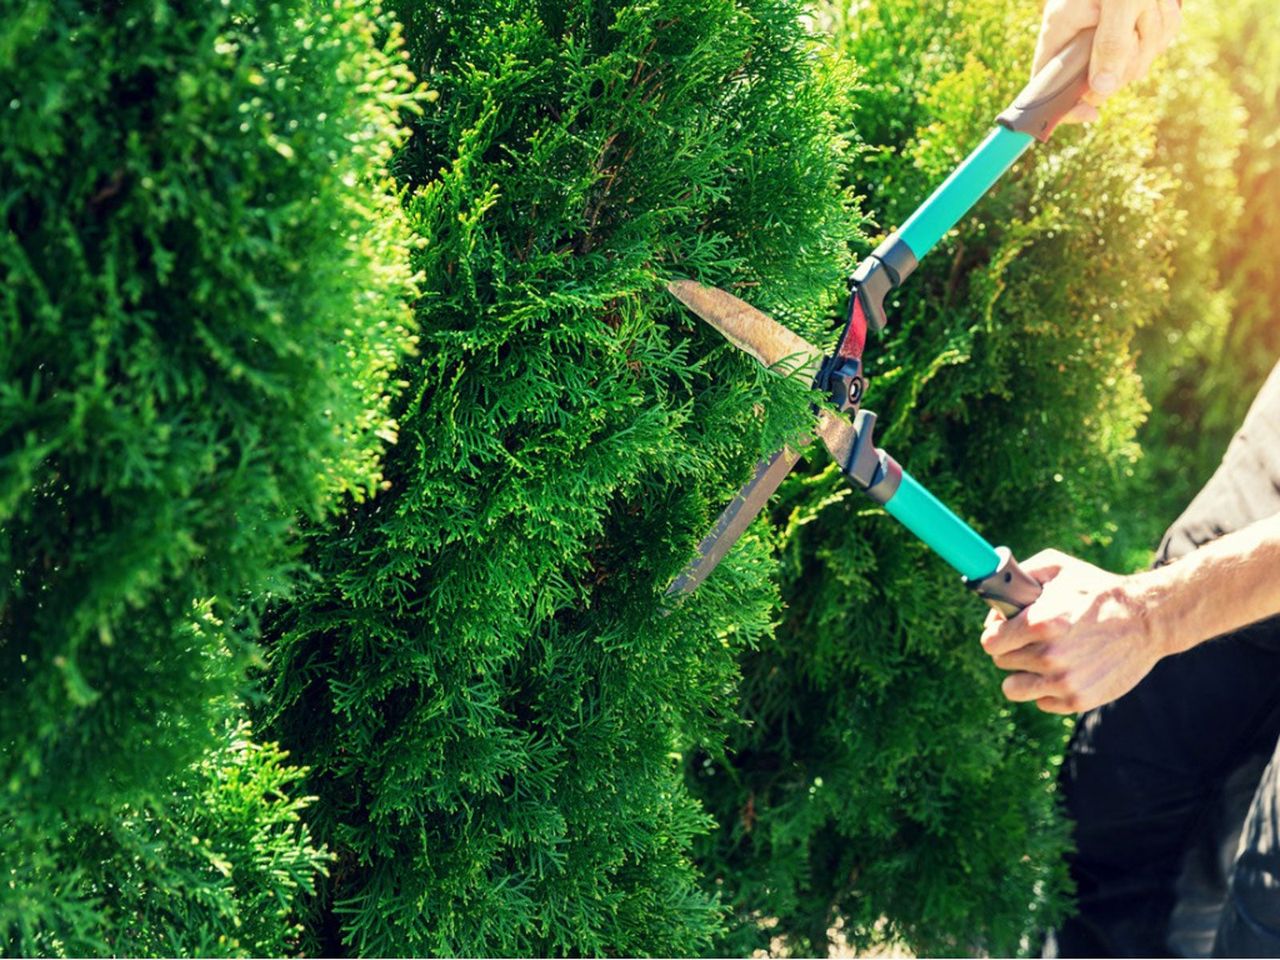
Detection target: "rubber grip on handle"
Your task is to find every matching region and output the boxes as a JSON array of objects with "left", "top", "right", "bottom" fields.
[
  {"left": 997, "top": 28, "right": 1094, "bottom": 143},
  {"left": 964, "top": 546, "right": 1043, "bottom": 618}
]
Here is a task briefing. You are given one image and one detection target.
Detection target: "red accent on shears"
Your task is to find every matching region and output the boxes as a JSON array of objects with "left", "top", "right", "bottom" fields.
[{"left": 837, "top": 296, "right": 868, "bottom": 361}]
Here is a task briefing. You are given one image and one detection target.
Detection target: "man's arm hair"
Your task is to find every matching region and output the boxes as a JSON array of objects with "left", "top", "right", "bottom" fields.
[{"left": 1141, "top": 510, "right": 1280, "bottom": 657}]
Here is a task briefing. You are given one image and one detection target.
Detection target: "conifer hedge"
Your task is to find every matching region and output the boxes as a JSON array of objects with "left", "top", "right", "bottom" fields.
[
  {"left": 262, "top": 0, "right": 862, "bottom": 953},
  {"left": 5, "top": 0, "right": 1276, "bottom": 955},
  {"left": 1, "top": 1, "right": 416, "bottom": 951},
  {"left": 689, "top": 1, "right": 1227, "bottom": 954}
]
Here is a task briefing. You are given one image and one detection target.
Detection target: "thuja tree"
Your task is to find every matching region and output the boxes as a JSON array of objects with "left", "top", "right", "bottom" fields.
[
  {"left": 52, "top": 721, "right": 331, "bottom": 957},
  {"left": 688, "top": 0, "right": 1196, "bottom": 954},
  {"left": 1061, "top": 0, "right": 1280, "bottom": 573},
  {"left": 1, "top": 1, "right": 416, "bottom": 951},
  {"left": 262, "top": 0, "right": 861, "bottom": 953}
]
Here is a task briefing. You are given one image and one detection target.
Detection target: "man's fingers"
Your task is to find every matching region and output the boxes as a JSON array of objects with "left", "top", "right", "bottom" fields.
[
  {"left": 1055, "top": 99, "right": 1102, "bottom": 126},
  {"left": 1033, "top": 0, "right": 1179, "bottom": 125},
  {"left": 1136, "top": 0, "right": 1182, "bottom": 81},
  {"left": 1162, "top": 0, "right": 1183, "bottom": 49},
  {"left": 1131, "top": 6, "right": 1162, "bottom": 82},
  {"left": 1023, "top": 547, "right": 1070, "bottom": 585},
  {"left": 981, "top": 614, "right": 1033, "bottom": 657},
  {"left": 991, "top": 642, "right": 1053, "bottom": 674},
  {"left": 1001, "top": 670, "right": 1064, "bottom": 703},
  {"left": 1032, "top": 0, "right": 1101, "bottom": 77},
  {"left": 1025, "top": 547, "right": 1070, "bottom": 568},
  {"left": 1090, "top": 0, "right": 1142, "bottom": 98},
  {"left": 980, "top": 617, "right": 1002, "bottom": 648},
  {"left": 1003, "top": 672, "right": 1081, "bottom": 713},
  {"left": 1064, "top": 103, "right": 1101, "bottom": 124}
]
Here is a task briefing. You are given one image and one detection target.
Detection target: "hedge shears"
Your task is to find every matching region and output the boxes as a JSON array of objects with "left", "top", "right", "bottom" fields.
[{"left": 667, "top": 30, "right": 1102, "bottom": 615}]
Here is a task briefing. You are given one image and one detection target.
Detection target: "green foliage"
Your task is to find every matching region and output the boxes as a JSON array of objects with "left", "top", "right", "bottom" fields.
[
  {"left": 15, "top": 721, "right": 330, "bottom": 957},
  {"left": 262, "top": 0, "right": 862, "bottom": 953},
  {"left": 1118, "top": 0, "right": 1280, "bottom": 558},
  {"left": 1211, "top": 0, "right": 1280, "bottom": 406},
  {"left": 1, "top": 0, "right": 416, "bottom": 948},
  {"left": 5, "top": 0, "right": 1272, "bottom": 954},
  {"left": 688, "top": 1, "right": 1211, "bottom": 954},
  {"left": 1089, "top": 12, "right": 1247, "bottom": 572},
  {"left": 1094, "top": 1, "right": 1280, "bottom": 572}
]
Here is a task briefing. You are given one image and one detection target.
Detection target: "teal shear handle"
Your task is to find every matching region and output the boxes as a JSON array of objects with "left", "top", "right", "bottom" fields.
[
  {"left": 837, "top": 27, "right": 1097, "bottom": 342},
  {"left": 883, "top": 470, "right": 1042, "bottom": 618},
  {"left": 841, "top": 411, "right": 1042, "bottom": 617},
  {"left": 901, "top": 28, "right": 1095, "bottom": 259},
  {"left": 897, "top": 128, "right": 1034, "bottom": 261},
  {"left": 827, "top": 32, "right": 1096, "bottom": 616},
  {"left": 884, "top": 470, "right": 999, "bottom": 581}
]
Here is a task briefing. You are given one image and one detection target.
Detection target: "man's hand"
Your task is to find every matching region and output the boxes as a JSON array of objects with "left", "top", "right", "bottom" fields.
[
  {"left": 980, "top": 549, "right": 1167, "bottom": 714},
  {"left": 981, "top": 514, "right": 1280, "bottom": 716},
  {"left": 1034, "top": 0, "right": 1182, "bottom": 124}
]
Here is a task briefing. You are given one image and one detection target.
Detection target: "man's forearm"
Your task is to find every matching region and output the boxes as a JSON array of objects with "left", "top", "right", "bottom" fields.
[{"left": 1136, "top": 511, "right": 1280, "bottom": 658}]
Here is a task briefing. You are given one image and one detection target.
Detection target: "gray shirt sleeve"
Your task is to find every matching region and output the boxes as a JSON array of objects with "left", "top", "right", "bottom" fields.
[{"left": 1157, "top": 360, "right": 1280, "bottom": 567}]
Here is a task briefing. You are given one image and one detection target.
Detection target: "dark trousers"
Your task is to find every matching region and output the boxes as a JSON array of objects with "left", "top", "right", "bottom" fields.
[{"left": 1050, "top": 621, "right": 1280, "bottom": 957}]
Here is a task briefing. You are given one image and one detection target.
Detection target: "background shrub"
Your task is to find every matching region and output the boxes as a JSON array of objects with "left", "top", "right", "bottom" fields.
[
  {"left": 1209, "top": 0, "right": 1280, "bottom": 418},
  {"left": 1112, "top": 0, "right": 1280, "bottom": 560},
  {"left": 0, "top": 1, "right": 417, "bottom": 950}
]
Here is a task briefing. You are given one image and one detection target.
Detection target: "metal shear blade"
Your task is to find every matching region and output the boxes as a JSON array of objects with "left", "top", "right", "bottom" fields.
[{"left": 664, "top": 280, "right": 858, "bottom": 597}]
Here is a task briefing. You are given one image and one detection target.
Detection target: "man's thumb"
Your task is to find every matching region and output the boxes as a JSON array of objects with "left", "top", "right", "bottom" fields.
[
  {"left": 1090, "top": 0, "right": 1140, "bottom": 95},
  {"left": 1023, "top": 548, "right": 1070, "bottom": 585}
]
